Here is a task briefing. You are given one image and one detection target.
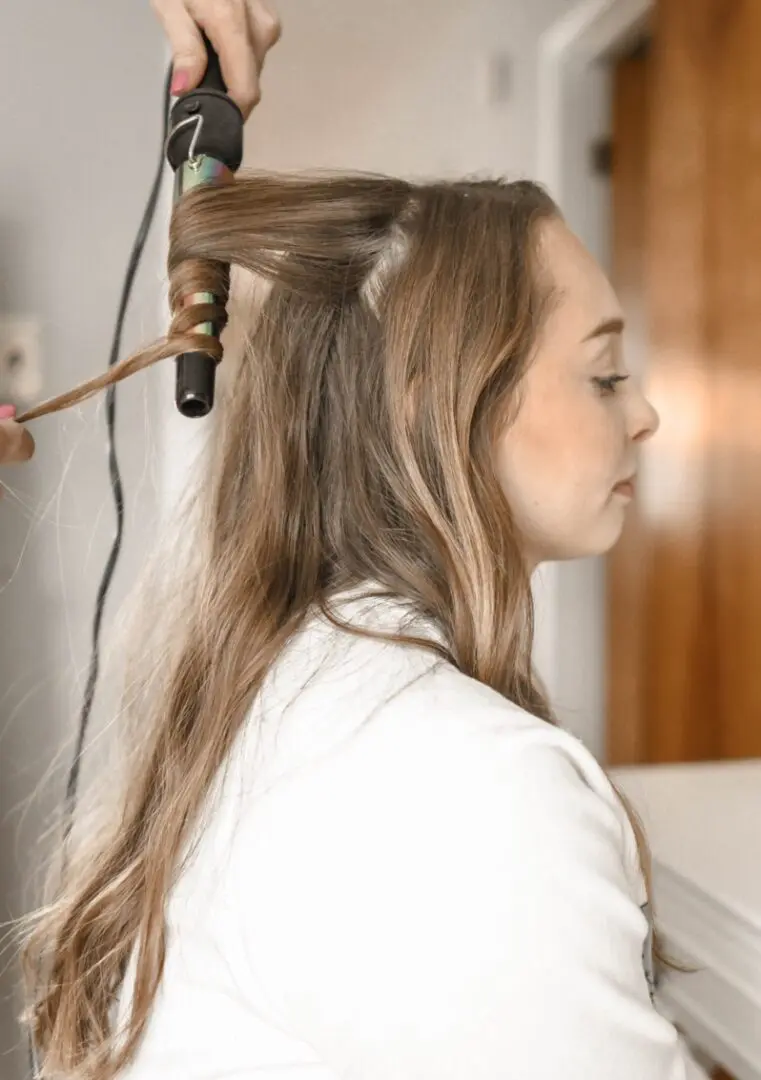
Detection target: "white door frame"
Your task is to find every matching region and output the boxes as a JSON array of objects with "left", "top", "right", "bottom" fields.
[
  {"left": 530, "top": 0, "right": 654, "bottom": 739},
  {"left": 537, "top": 0, "right": 653, "bottom": 203}
]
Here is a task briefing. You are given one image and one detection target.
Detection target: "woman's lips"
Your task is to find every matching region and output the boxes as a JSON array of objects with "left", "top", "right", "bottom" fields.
[{"left": 612, "top": 478, "right": 635, "bottom": 498}]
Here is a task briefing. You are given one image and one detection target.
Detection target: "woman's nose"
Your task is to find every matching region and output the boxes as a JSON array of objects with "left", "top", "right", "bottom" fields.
[{"left": 631, "top": 386, "right": 660, "bottom": 443}]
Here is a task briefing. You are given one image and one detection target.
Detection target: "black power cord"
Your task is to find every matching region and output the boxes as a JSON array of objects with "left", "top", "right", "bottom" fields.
[
  {"left": 62, "top": 63, "right": 174, "bottom": 850},
  {"left": 27, "top": 62, "right": 174, "bottom": 1080}
]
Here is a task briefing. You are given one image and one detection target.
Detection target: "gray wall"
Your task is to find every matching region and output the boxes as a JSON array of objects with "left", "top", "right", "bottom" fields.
[{"left": 0, "top": 4, "right": 168, "bottom": 1074}]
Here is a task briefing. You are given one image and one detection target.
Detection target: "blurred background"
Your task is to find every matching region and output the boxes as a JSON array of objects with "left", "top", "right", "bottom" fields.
[{"left": 0, "top": 1, "right": 758, "bottom": 1078}]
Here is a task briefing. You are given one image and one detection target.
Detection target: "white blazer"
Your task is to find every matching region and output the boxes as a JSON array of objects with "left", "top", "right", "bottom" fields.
[{"left": 116, "top": 588, "right": 707, "bottom": 1079}]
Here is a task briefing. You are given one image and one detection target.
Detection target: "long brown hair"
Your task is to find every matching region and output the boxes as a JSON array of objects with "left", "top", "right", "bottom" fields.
[{"left": 16, "top": 171, "right": 683, "bottom": 1080}]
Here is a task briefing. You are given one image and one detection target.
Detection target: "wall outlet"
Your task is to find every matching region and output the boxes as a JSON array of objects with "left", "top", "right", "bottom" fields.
[{"left": 0, "top": 316, "right": 43, "bottom": 405}]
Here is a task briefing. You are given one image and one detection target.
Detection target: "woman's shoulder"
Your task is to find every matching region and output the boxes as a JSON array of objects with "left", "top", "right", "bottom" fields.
[
  {"left": 375, "top": 656, "right": 633, "bottom": 842},
  {"left": 333, "top": 636, "right": 644, "bottom": 903},
  {"left": 253, "top": 593, "right": 641, "bottom": 890},
  {"left": 279, "top": 593, "right": 619, "bottom": 801}
]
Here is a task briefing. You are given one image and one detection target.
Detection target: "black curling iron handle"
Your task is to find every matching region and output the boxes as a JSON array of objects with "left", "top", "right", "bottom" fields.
[
  {"left": 174, "top": 32, "right": 230, "bottom": 419},
  {"left": 199, "top": 30, "right": 227, "bottom": 93}
]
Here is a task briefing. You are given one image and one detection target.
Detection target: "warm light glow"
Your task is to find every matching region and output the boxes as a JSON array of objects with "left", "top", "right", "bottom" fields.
[
  {"left": 638, "top": 347, "right": 761, "bottom": 529},
  {"left": 638, "top": 347, "right": 709, "bottom": 529}
]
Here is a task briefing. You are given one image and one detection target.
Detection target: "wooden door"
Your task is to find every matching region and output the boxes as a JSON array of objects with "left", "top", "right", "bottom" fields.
[{"left": 607, "top": 0, "right": 761, "bottom": 765}]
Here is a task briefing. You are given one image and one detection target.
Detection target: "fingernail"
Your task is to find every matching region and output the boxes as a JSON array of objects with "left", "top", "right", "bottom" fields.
[
  {"left": 171, "top": 69, "right": 190, "bottom": 95},
  {"left": 0, "top": 404, "right": 16, "bottom": 420}
]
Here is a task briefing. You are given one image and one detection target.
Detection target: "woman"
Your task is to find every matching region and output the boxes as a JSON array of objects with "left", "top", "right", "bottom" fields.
[{"left": 13, "top": 7, "right": 708, "bottom": 1080}]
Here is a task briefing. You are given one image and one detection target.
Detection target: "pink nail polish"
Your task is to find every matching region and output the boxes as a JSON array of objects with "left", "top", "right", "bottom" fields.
[
  {"left": 0, "top": 404, "right": 16, "bottom": 420},
  {"left": 171, "top": 69, "right": 190, "bottom": 96}
]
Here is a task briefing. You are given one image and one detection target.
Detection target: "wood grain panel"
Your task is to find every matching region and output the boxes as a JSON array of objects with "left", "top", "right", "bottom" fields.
[
  {"left": 607, "top": 0, "right": 717, "bottom": 764},
  {"left": 641, "top": 0, "right": 717, "bottom": 763},
  {"left": 705, "top": 0, "right": 761, "bottom": 758},
  {"left": 608, "top": 0, "right": 761, "bottom": 763}
]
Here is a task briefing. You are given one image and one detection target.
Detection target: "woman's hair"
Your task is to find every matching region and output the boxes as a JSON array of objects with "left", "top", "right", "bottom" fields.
[{"left": 15, "top": 171, "right": 684, "bottom": 1080}]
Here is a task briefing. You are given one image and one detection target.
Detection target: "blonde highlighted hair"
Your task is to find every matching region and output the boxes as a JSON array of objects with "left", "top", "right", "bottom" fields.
[{"left": 16, "top": 171, "right": 685, "bottom": 1079}]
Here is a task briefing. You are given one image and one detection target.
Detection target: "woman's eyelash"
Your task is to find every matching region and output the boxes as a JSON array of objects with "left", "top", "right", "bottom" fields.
[{"left": 593, "top": 375, "right": 630, "bottom": 396}]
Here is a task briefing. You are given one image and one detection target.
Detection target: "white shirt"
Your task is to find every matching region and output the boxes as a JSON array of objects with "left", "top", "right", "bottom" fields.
[{"left": 115, "top": 588, "right": 705, "bottom": 1079}]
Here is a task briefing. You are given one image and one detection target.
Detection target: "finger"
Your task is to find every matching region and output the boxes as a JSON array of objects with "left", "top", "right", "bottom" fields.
[
  {"left": 191, "top": 0, "right": 262, "bottom": 120},
  {"left": 245, "top": 0, "right": 282, "bottom": 70},
  {"left": 0, "top": 421, "right": 35, "bottom": 464},
  {"left": 151, "top": 0, "right": 208, "bottom": 94}
]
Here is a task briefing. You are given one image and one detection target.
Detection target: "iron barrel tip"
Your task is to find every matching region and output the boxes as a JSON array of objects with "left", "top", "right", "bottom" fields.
[{"left": 175, "top": 351, "right": 216, "bottom": 417}]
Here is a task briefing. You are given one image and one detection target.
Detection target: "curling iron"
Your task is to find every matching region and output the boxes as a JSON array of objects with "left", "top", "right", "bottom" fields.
[{"left": 165, "top": 31, "right": 244, "bottom": 416}]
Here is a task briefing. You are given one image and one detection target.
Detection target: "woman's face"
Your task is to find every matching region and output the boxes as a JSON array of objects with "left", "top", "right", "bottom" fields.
[{"left": 495, "top": 218, "right": 659, "bottom": 566}]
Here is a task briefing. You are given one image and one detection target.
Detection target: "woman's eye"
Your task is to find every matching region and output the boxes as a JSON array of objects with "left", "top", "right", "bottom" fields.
[{"left": 593, "top": 375, "right": 630, "bottom": 397}]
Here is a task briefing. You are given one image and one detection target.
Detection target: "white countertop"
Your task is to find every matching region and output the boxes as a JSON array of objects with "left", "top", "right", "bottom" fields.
[
  {"left": 612, "top": 758, "right": 761, "bottom": 1080},
  {"left": 611, "top": 759, "right": 761, "bottom": 930}
]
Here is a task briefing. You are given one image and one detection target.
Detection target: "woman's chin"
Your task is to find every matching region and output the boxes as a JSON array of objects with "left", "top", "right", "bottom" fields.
[
  {"left": 592, "top": 510, "right": 628, "bottom": 557},
  {"left": 540, "top": 518, "right": 627, "bottom": 562}
]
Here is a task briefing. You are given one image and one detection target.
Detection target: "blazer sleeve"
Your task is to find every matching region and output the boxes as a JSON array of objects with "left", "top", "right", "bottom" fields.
[{"left": 238, "top": 727, "right": 696, "bottom": 1080}]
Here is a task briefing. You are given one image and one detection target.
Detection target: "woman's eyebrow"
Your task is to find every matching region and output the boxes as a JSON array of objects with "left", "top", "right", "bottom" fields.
[{"left": 583, "top": 316, "right": 625, "bottom": 341}]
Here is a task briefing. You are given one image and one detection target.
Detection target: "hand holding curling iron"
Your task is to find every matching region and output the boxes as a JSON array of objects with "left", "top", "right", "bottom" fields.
[{"left": 152, "top": 0, "right": 282, "bottom": 121}]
